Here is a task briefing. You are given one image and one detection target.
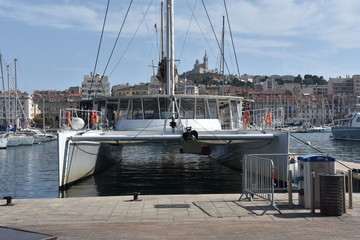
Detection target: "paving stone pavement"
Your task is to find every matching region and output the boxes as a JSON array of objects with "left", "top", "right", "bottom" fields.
[{"left": 1, "top": 193, "right": 360, "bottom": 239}]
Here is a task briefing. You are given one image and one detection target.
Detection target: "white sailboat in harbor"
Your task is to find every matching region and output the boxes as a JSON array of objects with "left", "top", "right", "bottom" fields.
[
  {"left": 0, "top": 133, "right": 8, "bottom": 149},
  {"left": 0, "top": 53, "right": 8, "bottom": 148},
  {"left": 4, "top": 59, "right": 34, "bottom": 146},
  {"left": 57, "top": 0, "right": 289, "bottom": 188}
]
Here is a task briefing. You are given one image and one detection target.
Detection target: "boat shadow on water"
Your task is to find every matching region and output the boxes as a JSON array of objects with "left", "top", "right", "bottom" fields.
[{"left": 60, "top": 143, "right": 243, "bottom": 198}]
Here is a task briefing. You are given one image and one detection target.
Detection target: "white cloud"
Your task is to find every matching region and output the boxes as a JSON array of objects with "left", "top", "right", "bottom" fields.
[{"left": 0, "top": 0, "right": 102, "bottom": 30}]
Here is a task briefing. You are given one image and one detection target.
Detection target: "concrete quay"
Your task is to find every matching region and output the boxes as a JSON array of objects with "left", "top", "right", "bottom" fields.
[{"left": 1, "top": 193, "right": 360, "bottom": 240}]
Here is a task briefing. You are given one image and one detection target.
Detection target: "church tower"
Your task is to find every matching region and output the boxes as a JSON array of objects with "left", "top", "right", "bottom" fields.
[{"left": 203, "top": 51, "right": 208, "bottom": 70}]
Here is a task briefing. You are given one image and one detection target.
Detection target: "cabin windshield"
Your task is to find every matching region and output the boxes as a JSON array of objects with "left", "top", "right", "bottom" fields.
[
  {"left": 339, "top": 119, "right": 351, "bottom": 126},
  {"left": 113, "top": 96, "right": 222, "bottom": 121}
]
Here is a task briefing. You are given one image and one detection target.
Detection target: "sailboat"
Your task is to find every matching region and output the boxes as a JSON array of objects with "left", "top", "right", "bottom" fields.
[
  {"left": 0, "top": 53, "right": 9, "bottom": 148},
  {"left": 0, "top": 133, "right": 8, "bottom": 149},
  {"left": 57, "top": 0, "right": 289, "bottom": 188},
  {"left": 5, "top": 59, "right": 34, "bottom": 146}
]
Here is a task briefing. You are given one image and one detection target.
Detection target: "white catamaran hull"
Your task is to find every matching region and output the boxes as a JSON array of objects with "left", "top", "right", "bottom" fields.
[
  {"left": 58, "top": 130, "right": 123, "bottom": 188},
  {"left": 209, "top": 130, "right": 290, "bottom": 181},
  {"left": 57, "top": 128, "right": 289, "bottom": 187}
]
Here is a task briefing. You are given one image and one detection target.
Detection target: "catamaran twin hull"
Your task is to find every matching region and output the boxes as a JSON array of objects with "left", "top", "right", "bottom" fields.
[
  {"left": 58, "top": 131, "right": 123, "bottom": 188},
  {"left": 57, "top": 129, "right": 289, "bottom": 188}
]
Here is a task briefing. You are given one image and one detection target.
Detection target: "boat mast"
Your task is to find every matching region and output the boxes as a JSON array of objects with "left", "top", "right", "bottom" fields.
[
  {"left": 6, "top": 64, "right": 11, "bottom": 131},
  {"left": 166, "top": 0, "right": 175, "bottom": 96},
  {"left": 0, "top": 54, "right": 7, "bottom": 130},
  {"left": 161, "top": 1, "right": 165, "bottom": 59},
  {"left": 220, "top": 15, "right": 225, "bottom": 95},
  {"left": 14, "top": 59, "right": 19, "bottom": 130}
]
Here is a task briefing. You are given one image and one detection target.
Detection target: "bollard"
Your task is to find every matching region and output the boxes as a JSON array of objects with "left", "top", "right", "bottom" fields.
[
  {"left": 348, "top": 169, "right": 353, "bottom": 209},
  {"left": 342, "top": 173, "right": 346, "bottom": 213},
  {"left": 131, "top": 192, "right": 141, "bottom": 201},
  {"left": 288, "top": 170, "right": 293, "bottom": 209},
  {"left": 3, "top": 196, "right": 13, "bottom": 206},
  {"left": 311, "top": 171, "right": 315, "bottom": 213}
]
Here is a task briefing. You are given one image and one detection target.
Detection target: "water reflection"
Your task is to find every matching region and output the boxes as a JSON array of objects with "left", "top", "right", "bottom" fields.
[
  {"left": 0, "top": 141, "right": 58, "bottom": 199},
  {"left": 290, "top": 132, "right": 360, "bottom": 163},
  {"left": 63, "top": 143, "right": 243, "bottom": 197},
  {"left": 1, "top": 132, "right": 360, "bottom": 199}
]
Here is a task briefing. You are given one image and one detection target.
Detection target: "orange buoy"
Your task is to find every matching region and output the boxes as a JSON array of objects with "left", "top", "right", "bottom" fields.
[
  {"left": 265, "top": 111, "right": 272, "bottom": 126},
  {"left": 243, "top": 110, "right": 251, "bottom": 129},
  {"left": 91, "top": 110, "right": 99, "bottom": 124},
  {"left": 65, "top": 111, "right": 71, "bottom": 125}
]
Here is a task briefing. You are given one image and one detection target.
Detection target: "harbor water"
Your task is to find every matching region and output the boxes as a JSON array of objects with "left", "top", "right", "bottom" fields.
[{"left": 0, "top": 132, "right": 359, "bottom": 199}]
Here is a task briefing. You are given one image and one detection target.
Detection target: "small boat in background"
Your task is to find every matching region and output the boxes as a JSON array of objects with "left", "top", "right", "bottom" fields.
[
  {"left": 332, "top": 112, "right": 360, "bottom": 140},
  {"left": 0, "top": 133, "right": 8, "bottom": 149},
  {"left": 290, "top": 125, "right": 331, "bottom": 133}
]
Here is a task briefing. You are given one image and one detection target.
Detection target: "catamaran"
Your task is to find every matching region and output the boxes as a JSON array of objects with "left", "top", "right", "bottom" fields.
[{"left": 57, "top": 0, "right": 289, "bottom": 189}]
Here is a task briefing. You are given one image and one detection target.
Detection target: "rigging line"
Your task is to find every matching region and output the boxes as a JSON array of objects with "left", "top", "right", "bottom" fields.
[
  {"left": 181, "top": 0, "right": 217, "bottom": 63},
  {"left": 290, "top": 133, "right": 354, "bottom": 170},
  {"left": 200, "top": 0, "right": 231, "bottom": 76},
  {"left": 289, "top": 133, "right": 327, "bottom": 155},
  {"left": 0, "top": 53, "right": 5, "bottom": 91},
  {"left": 95, "top": 0, "right": 134, "bottom": 98},
  {"left": 109, "top": 0, "right": 154, "bottom": 77},
  {"left": 223, "top": 0, "right": 240, "bottom": 78},
  {"left": 191, "top": 119, "right": 229, "bottom": 144},
  {"left": 124, "top": 116, "right": 158, "bottom": 145},
  {"left": 72, "top": 141, "right": 99, "bottom": 156},
  {"left": 178, "top": 0, "right": 197, "bottom": 61},
  {"left": 88, "top": 0, "right": 111, "bottom": 99}
]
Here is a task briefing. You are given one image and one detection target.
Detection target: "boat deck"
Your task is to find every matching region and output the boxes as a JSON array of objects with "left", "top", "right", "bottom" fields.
[{"left": 1, "top": 193, "right": 360, "bottom": 239}]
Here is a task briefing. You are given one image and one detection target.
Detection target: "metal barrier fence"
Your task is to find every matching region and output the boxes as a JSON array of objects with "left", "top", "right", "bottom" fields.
[
  {"left": 246, "top": 153, "right": 303, "bottom": 191},
  {"left": 239, "top": 154, "right": 281, "bottom": 214}
]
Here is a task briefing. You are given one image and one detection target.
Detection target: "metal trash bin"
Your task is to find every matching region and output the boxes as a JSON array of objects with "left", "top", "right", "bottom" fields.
[
  {"left": 297, "top": 155, "right": 336, "bottom": 209},
  {"left": 319, "top": 173, "right": 344, "bottom": 216}
]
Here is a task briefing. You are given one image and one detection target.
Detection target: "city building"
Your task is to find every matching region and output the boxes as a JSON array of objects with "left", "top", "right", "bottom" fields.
[
  {"left": 328, "top": 75, "right": 355, "bottom": 95},
  {"left": 0, "top": 91, "right": 36, "bottom": 128},
  {"left": 32, "top": 88, "right": 82, "bottom": 128},
  {"left": 81, "top": 73, "right": 111, "bottom": 99},
  {"left": 112, "top": 83, "right": 151, "bottom": 96}
]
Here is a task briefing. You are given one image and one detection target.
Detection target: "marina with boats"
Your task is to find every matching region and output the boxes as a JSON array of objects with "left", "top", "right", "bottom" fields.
[
  {"left": 3, "top": 1, "right": 360, "bottom": 239},
  {"left": 56, "top": 0, "right": 291, "bottom": 189},
  {"left": 1, "top": 0, "right": 360, "bottom": 197}
]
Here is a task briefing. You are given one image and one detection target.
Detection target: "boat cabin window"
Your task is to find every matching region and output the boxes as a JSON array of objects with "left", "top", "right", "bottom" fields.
[
  {"left": 219, "top": 101, "right": 231, "bottom": 129},
  {"left": 196, "top": 98, "right": 206, "bottom": 119},
  {"left": 118, "top": 99, "right": 130, "bottom": 120},
  {"left": 112, "top": 96, "right": 225, "bottom": 121},
  {"left": 180, "top": 98, "right": 195, "bottom": 119},
  {"left": 230, "top": 100, "right": 240, "bottom": 128},
  {"left": 132, "top": 98, "right": 143, "bottom": 119},
  {"left": 143, "top": 98, "right": 160, "bottom": 119},
  {"left": 159, "top": 97, "right": 175, "bottom": 119},
  {"left": 340, "top": 120, "right": 351, "bottom": 126},
  {"left": 208, "top": 99, "right": 218, "bottom": 119},
  {"left": 356, "top": 116, "right": 360, "bottom": 122}
]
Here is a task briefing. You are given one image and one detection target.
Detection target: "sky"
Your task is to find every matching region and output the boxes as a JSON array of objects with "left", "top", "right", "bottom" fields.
[{"left": 1, "top": 0, "right": 360, "bottom": 94}]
